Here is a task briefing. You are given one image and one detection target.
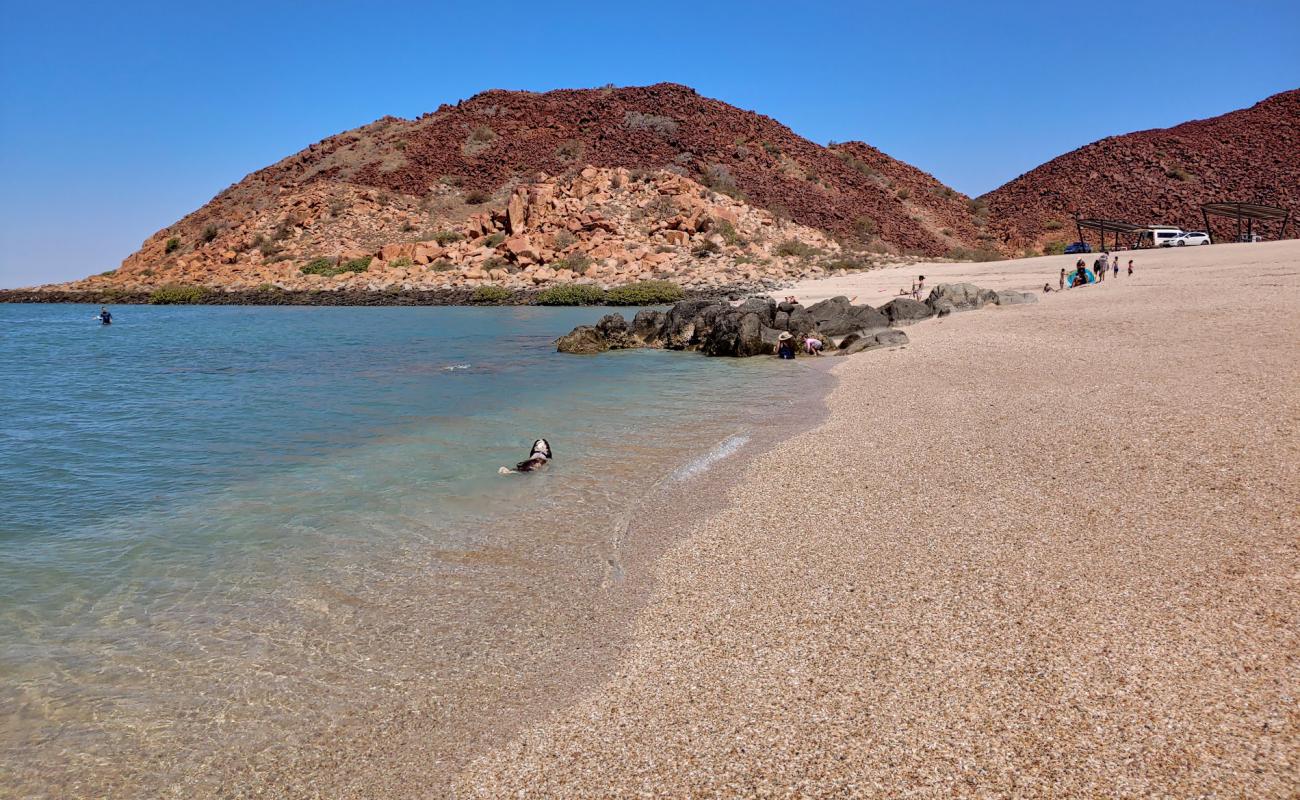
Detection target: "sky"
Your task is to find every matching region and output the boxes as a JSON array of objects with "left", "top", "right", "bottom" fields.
[{"left": 1, "top": 0, "right": 1297, "bottom": 287}]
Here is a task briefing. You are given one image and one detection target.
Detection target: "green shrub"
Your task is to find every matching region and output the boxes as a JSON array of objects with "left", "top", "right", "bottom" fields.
[
  {"left": 693, "top": 239, "right": 721, "bottom": 258},
  {"left": 940, "top": 228, "right": 953, "bottom": 237},
  {"left": 300, "top": 256, "right": 371, "bottom": 276},
  {"left": 623, "top": 111, "right": 678, "bottom": 135},
  {"left": 164, "top": 236, "right": 181, "bottom": 253},
  {"left": 98, "top": 269, "right": 117, "bottom": 277},
  {"left": 947, "top": 247, "right": 1002, "bottom": 262},
  {"left": 702, "top": 163, "right": 743, "bottom": 200},
  {"left": 605, "top": 280, "right": 685, "bottom": 305},
  {"left": 895, "top": 188, "right": 911, "bottom": 200},
  {"left": 1165, "top": 167, "right": 1191, "bottom": 181},
  {"left": 465, "top": 189, "right": 490, "bottom": 204},
  {"left": 300, "top": 256, "right": 338, "bottom": 275},
  {"left": 1044, "top": 220, "right": 1063, "bottom": 231},
  {"left": 553, "top": 230, "right": 577, "bottom": 250},
  {"left": 201, "top": 225, "right": 219, "bottom": 243},
  {"left": 555, "top": 139, "right": 584, "bottom": 161},
  {"left": 390, "top": 256, "right": 413, "bottom": 268},
  {"left": 429, "top": 230, "right": 462, "bottom": 245},
  {"left": 1043, "top": 241, "right": 1067, "bottom": 255},
  {"left": 471, "top": 285, "right": 512, "bottom": 303},
  {"left": 149, "top": 284, "right": 211, "bottom": 304},
  {"left": 484, "top": 232, "right": 506, "bottom": 247},
  {"left": 712, "top": 219, "right": 744, "bottom": 246},
  {"left": 535, "top": 284, "right": 608, "bottom": 305},
  {"left": 823, "top": 257, "right": 869, "bottom": 271},
  {"left": 552, "top": 254, "right": 592, "bottom": 274},
  {"left": 852, "top": 216, "right": 878, "bottom": 240},
  {"left": 832, "top": 149, "right": 878, "bottom": 178},
  {"left": 774, "top": 239, "right": 820, "bottom": 258},
  {"left": 431, "top": 259, "right": 457, "bottom": 271}
]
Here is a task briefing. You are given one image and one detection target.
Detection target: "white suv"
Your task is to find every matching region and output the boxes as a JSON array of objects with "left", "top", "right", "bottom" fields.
[{"left": 1167, "top": 231, "right": 1210, "bottom": 246}]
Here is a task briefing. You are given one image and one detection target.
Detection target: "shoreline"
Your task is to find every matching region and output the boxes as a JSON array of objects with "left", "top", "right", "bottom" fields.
[
  {"left": 452, "top": 240, "right": 1300, "bottom": 795},
  {"left": 0, "top": 285, "right": 752, "bottom": 307}
]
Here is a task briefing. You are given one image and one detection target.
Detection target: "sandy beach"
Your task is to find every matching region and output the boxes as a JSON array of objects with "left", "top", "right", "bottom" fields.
[{"left": 453, "top": 240, "right": 1300, "bottom": 796}]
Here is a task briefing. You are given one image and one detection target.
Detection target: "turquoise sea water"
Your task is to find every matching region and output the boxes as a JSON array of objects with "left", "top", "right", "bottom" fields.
[{"left": 0, "top": 303, "right": 821, "bottom": 794}]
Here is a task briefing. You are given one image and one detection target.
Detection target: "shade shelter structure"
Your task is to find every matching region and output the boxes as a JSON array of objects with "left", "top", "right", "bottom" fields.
[
  {"left": 1073, "top": 217, "right": 1145, "bottom": 252},
  {"left": 1200, "top": 202, "right": 1291, "bottom": 243}
]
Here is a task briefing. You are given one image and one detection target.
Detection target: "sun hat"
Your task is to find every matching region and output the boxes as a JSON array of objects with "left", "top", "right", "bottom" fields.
[{"left": 777, "top": 331, "right": 792, "bottom": 341}]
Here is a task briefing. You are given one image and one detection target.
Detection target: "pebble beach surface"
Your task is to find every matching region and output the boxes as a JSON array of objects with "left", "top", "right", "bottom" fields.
[{"left": 455, "top": 241, "right": 1299, "bottom": 796}]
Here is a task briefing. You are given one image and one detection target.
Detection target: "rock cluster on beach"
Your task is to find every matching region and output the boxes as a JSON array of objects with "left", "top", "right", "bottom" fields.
[{"left": 557, "top": 282, "right": 1036, "bottom": 357}]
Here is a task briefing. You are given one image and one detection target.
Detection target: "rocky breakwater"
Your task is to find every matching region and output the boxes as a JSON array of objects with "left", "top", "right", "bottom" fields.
[{"left": 556, "top": 282, "right": 1038, "bottom": 358}]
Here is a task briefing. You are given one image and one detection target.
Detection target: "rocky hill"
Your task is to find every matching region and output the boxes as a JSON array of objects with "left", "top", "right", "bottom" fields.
[
  {"left": 982, "top": 89, "right": 1300, "bottom": 250},
  {"left": 30, "top": 84, "right": 1300, "bottom": 298},
  {"left": 54, "top": 83, "right": 974, "bottom": 295}
]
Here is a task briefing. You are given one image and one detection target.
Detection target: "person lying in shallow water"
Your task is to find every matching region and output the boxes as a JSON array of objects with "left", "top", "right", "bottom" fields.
[{"left": 498, "top": 438, "right": 553, "bottom": 474}]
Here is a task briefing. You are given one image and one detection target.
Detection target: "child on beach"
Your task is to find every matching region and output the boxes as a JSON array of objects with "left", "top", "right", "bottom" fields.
[
  {"left": 1112, "top": 255, "right": 1119, "bottom": 276},
  {"left": 1059, "top": 268, "right": 1066, "bottom": 290},
  {"left": 911, "top": 276, "right": 925, "bottom": 300},
  {"left": 803, "top": 335, "right": 823, "bottom": 356},
  {"left": 1127, "top": 259, "right": 1134, "bottom": 276}
]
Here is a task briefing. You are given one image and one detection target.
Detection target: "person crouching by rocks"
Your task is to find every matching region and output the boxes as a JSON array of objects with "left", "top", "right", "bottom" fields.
[
  {"left": 499, "top": 438, "right": 553, "bottom": 474},
  {"left": 776, "top": 331, "right": 796, "bottom": 360},
  {"left": 803, "top": 334, "right": 823, "bottom": 356}
]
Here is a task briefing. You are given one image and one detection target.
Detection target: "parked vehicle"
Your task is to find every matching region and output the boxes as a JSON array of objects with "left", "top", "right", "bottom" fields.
[
  {"left": 1137, "top": 227, "right": 1183, "bottom": 248},
  {"left": 1063, "top": 241, "right": 1092, "bottom": 254},
  {"left": 1169, "top": 231, "right": 1211, "bottom": 246},
  {"left": 1238, "top": 233, "right": 1263, "bottom": 243}
]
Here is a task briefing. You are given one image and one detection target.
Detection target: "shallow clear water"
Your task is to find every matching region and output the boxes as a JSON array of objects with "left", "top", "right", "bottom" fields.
[{"left": 0, "top": 303, "right": 821, "bottom": 794}]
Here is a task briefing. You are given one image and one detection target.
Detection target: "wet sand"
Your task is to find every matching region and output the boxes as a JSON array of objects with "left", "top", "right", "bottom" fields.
[{"left": 455, "top": 240, "right": 1300, "bottom": 796}]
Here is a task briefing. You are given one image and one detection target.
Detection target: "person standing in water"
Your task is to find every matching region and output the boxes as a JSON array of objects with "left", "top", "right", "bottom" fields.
[
  {"left": 776, "top": 332, "right": 796, "bottom": 359},
  {"left": 98, "top": 306, "right": 112, "bottom": 325}
]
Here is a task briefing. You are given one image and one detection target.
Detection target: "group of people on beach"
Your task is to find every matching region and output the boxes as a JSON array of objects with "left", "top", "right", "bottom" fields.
[{"left": 1049, "top": 253, "right": 1134, "bottom": 292}]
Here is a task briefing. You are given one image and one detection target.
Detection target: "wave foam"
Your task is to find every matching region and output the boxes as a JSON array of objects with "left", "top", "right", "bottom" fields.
[{"left": 671, "top": 434, "right": 749, "bottom": 481}]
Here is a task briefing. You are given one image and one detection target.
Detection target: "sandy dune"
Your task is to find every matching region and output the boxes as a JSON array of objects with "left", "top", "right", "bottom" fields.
[{"left": 455, "top": 240, "right": 1299, "bottom": 797}]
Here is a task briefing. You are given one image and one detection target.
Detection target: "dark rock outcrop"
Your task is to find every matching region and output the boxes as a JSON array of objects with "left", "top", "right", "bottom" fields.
[
  {"left": 805, "top": 296, "right": 890, "bottom": 336},
  {"left": 558, "top": 280, "right": 1028, "bottom": 357},
  {"left": 878, "top": 297, "right": 934, "bottom": 325},
  {"left": 925, "top": 283, "right": 998, "bottom": 313},
  {"left": 994, "top": 290, "right": 1038, "bottom": 306},
  {"left": 836, "top": 328, "right": 909, "bottom": 355}
]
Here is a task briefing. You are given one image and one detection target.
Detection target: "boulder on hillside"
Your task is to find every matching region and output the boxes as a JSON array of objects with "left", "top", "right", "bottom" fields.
[
  {"left": 925, "top": 283, "right": 998, "bottom": 312},
  {"left": 878, "top": 297, "right": 935, "bottom": 325}
]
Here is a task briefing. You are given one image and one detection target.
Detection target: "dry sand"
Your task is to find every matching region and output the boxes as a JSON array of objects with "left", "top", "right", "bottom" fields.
[{"left": 453, "top": 240, "right": 1300, "bottom": 797}]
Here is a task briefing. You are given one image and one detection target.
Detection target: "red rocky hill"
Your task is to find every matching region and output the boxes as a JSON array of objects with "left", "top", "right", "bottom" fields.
[
  {"left": 52, "top": 83, "right": 980, "bottom": 295},
  {"left": 982, "top": 89, "right": 1300, "bottom": 250}
]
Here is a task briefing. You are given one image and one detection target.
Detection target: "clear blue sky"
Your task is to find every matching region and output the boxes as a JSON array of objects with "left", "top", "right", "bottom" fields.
[{"left": 2, "top": 0, "right": 1296, "bottom": 287}]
